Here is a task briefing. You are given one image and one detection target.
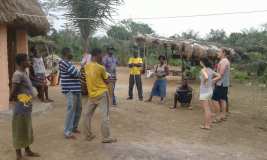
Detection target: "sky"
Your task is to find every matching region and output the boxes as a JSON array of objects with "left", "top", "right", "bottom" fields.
[{"left": 54, "top": 0, "right": 267, "bottom": 37}]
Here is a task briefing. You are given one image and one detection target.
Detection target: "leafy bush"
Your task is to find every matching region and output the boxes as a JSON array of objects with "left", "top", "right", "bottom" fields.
[
  {"left": 169, "top": 59, "right": 182, "bottom": 66},
  {"left": 185, "top": 66, "right": 201, "bottom": 80},
  {"left": 258, "top": 71, "right": 267, "bottom": 84},
  {"left": 248, "top": 52, "right": 265, "bottom": 61},
  {"left": 233, "top": 70, "right": 249, "bottom": 82}
]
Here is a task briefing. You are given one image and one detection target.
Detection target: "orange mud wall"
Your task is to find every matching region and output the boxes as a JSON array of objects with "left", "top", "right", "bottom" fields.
[
  {"left": 0, "top": 25, "right": 9, "bottom": 111},
  {"left": 0, "top": 27, "right": 28, "bottom": 111}
]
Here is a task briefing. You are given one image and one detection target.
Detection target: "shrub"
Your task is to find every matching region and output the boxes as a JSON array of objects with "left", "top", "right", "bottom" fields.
[
  {"left": 258, "top": 71, "right": 267, "bottom": 84},
  {"left": 185, "top": 66, "right": 201, "bottom": 80},
  {"left": 233, "top": 70, "right": 249, "bottom": 82},
  {"left": 169, "top": 59, "right": 182, "bottom": 66}
]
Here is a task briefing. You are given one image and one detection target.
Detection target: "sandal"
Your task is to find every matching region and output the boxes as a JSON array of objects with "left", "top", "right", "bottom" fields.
[
  {"left": 102, "top": 137, "right": 117, "bottom": 143},
  {"left": 64, "top": 134, "right": 76, "bottom": 140},
  {"left": 25, "top": 151, "right": 40, "bottom": 157},
  {"left": 212, "top": 118, "right": 222, "bottom": 123},
  {"left": 200, "top": 125, "right": 211, "bottom": 130},
  {"left": 85, "top": 134, "right": 96, "bottom": 141}
]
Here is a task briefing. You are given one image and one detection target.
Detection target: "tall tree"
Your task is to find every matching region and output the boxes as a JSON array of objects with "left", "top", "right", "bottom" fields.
[
  {"left": 121, "top": 19, "right": 154, "bottom": 35},
  {"left": 206, "top": 29, "right": 227, "bottom": 43},
  {"left": 61, "top": 0, "right": 123, "bottom": 52},
  {"left": 107, "top": 19, "right": 155, "bottom": 40},
  {"left": 107, "top": 25, "right": 131, "bottom": 40},
  {"left": 180, "top": 30, "right": 199, "bottom": 40},
  {"left": 39, "top": 0, "right": 61, "bottom": 15}
]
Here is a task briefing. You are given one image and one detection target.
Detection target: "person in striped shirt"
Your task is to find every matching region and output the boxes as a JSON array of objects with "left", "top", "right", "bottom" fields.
[{"left": 59, "top": 47, "right": 82, "bottom": 139}]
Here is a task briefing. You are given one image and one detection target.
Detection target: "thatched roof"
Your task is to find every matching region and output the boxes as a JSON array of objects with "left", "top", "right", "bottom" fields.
[
  {"left": 0, "top": 0, "right": 49, "bottom": 35},
  {"left": 134, "top": 34, "right": 235, "bottom": 60}
]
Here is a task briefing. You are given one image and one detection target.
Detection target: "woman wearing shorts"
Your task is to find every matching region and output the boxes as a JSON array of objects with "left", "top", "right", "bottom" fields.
[{"left": 199, "top": 58, "right": 221, "bottom": 130}]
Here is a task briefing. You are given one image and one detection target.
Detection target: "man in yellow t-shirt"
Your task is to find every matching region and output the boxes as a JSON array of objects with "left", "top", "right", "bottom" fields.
[
  {"left": 84, "top": 48, "right": 116, "bottom": 144},
  {"left": 127, "top": 51, "right": 143, "bottom": 101}
]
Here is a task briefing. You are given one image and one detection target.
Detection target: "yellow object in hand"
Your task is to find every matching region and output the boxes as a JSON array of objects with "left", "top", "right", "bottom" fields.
[{"left": 17, "top": 94, "right": 32, "bottom": 107}]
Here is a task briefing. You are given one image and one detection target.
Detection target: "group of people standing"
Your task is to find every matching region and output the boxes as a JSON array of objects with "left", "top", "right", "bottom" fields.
[
  {"left": 198, "top": 48, "right": 231, "bottom": 129},
  {"left": 9, "top": 47, "right": 119, "bottom": 160},
  {"left": 9, "top": 45, "right": 230, "bottom": 160},
  {"left": 58, "top": 47, "right": 118, "bottom": 143},
  {"left": 125, "top": 47, "right": 231, "bottom": 131}
]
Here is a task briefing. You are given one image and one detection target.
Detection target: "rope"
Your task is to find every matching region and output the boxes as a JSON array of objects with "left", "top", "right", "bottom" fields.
[{"left": 16, "top": 9, "right": 267, "bottom": 21}]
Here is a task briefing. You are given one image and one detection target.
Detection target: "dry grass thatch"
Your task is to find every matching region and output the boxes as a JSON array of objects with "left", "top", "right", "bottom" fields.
[
  {"left": 134, "top": 34, "right": 237, "bottom": 60},
  {"left": 0, "top": 0, "right": 49, "bottom": 35}
]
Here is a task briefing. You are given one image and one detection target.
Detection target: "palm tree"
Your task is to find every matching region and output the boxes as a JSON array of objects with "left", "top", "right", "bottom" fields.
[{"left": 61, "top": 0, "right": 123, "bottom": 53}]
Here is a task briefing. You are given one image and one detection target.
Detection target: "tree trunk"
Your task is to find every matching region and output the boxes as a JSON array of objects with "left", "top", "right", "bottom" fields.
[{"left": 81, "top": 36, "right": 89, "bottom": 54}]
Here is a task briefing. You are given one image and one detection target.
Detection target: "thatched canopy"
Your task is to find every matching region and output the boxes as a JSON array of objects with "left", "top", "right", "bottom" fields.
[
  {"left": 134, "top": 34, "right": 235, "bottom": 60},
  {"left": 0, "top": 0, "right": 49, "bottom": 35}
]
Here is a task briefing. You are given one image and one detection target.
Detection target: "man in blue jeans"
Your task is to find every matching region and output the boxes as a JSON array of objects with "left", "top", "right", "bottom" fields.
[{"left": 59, "top": 47, "right": 82, "bottom": 139}]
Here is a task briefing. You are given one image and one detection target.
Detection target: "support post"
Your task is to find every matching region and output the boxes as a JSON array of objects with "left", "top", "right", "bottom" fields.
[
  {"left": 16, "top": 30, "right": 28, "bottom": 54},
  {"left": 0, "top": 25, "right": 9, "bottom": 111}
]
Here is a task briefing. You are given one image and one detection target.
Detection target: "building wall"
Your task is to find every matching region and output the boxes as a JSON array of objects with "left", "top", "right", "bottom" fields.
[
  {"left": 0, "top": 27, "right": 29, "bottom": 111},
  {"left": 0, "top": 25, "right": 9, "bottom": 111}
]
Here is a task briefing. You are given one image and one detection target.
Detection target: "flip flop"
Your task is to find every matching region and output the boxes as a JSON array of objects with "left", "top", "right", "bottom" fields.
[
  {"left": 25, "top": 151, "right": 40, "bottom": 157},
  {"left": 64, "top": 134, "right": 76, "bottom": 140},
  {"left": 212, "top": 118, "right": 222, "bottom": 123},
  {"left": 85, "top": 135, "right": 96, "bottom": 141},
  {"left": 200, "top": 125, "right": 211, "bottom": 130}
]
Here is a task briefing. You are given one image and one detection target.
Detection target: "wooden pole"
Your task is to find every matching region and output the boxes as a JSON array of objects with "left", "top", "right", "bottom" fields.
[
  {"left": 164, "top": 44, "right": 168, "bottom": 65},
  {"left": 16, "top": 30, "right": 28, "bottom": 54},
  {"left": 0, "top": 25, "right": 9, "bottom": 111},
  {"left": 181, "top": 57, "right": 184, "bottom": 81}
]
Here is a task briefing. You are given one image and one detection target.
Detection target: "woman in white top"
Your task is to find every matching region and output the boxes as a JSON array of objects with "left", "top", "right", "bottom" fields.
[{"left": 199, "top": 57, "right": 221, "bottom": 129}]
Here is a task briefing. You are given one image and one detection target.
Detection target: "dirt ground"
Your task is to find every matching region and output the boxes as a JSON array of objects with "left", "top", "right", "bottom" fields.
[{"left": 1, "top": 67, "right": 267, "bottom": 160}]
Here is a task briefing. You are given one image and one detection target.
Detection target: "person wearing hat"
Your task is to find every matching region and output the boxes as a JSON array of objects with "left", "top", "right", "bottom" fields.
[
  {"left": 103, "top": 46, "right": 118, "bottom": 106},
  {"left": 127, "top": 49, "right": 144, "bottom": 101}
]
